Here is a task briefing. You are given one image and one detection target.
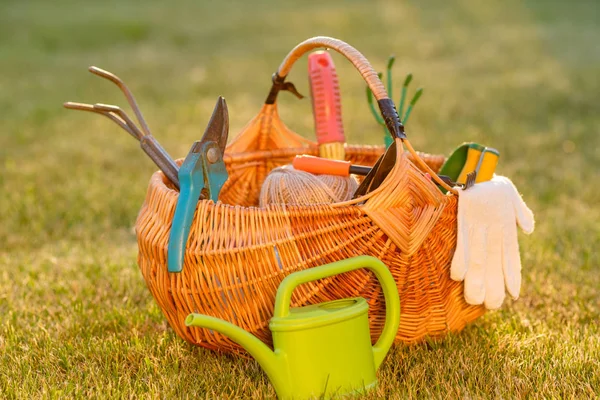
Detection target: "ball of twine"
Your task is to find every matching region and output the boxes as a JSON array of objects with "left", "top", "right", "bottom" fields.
[{"left": 259, "top": 165, "right": 359, "bottom": 207}]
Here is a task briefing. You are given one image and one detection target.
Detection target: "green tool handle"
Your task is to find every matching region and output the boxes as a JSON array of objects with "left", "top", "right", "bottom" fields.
[{"left": 273, "top": 255, "right": 400, "bottom": 369}]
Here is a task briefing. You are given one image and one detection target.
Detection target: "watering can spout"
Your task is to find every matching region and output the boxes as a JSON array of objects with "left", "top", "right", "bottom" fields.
[{"left": 185, "top": 314, "right": 287, "bottom": 391}]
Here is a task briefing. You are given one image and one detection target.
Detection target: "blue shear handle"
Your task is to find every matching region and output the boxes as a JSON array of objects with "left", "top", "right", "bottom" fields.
[{"left": 167, "top": 151, "right": 204, "bottom": 273}]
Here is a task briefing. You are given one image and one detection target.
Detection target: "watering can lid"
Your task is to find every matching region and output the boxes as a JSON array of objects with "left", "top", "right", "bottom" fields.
[{"left": 269, "top": 297, "right": 368, "bottom": 332}]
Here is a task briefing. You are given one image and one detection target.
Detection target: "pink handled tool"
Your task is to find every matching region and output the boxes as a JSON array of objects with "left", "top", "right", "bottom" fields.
[{"left": 308, "top": 51, "right": 346, "bottom": 160}]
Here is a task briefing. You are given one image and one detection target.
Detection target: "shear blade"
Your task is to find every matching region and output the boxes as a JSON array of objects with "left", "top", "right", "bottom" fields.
[
  {"left": 200, "top": 96, "right": 229, "bottom": 156},
  {"left": 353, "top": 141, "right": 397, "bottom": 199}
]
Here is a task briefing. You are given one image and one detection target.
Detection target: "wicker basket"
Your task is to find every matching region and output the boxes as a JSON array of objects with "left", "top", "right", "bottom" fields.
[{"left": 135, "top": 37, "right": 485, "bottom": 354}]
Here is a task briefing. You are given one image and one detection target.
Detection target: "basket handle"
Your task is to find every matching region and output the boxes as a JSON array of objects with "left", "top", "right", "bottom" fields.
[
  {"left": 268, "top": 36, "right": 456, "bottom": 194},
  {"left": 278, "top": 37, "right": 387, "bottom": 101},
  {"left": 266, "top": 36, "right": 405, "bottom": 143}
]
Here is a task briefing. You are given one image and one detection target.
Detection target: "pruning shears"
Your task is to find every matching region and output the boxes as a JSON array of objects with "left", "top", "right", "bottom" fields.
[{"left": 167, "top": 97, "right": 229, "bottom": 273}]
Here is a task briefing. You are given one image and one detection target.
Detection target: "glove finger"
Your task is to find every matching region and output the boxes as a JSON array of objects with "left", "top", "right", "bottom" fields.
[
  {"left": 505, "top": 178, "right": 535, "bottom": 234},
  {"left": 451, "top": 215, "right": 469, "bottom": 281},
  {"left": 484, "top": 227, "right": 505, "bottom": 310},
  {"left": 464, "top": 226, "right": 487, "bottom": 305},
  {"left": 502, "top": 225, "right": 522, "bottom": 299}
]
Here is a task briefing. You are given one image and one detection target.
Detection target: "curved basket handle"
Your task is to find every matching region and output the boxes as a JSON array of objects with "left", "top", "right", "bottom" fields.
[
  {"left": 272, "top": 255, "right": 400, "bottom": 369},
  {"left": 278, "top": 37, "right": 388, "bottom": 102},
  {"left": 267, "top": 36, "right": 405, "bottom": 144},
  {"left": 270, "top": 36, "right": 456, "bottom": 194}
]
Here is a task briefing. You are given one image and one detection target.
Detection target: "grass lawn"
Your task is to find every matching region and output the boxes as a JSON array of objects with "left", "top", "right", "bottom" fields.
[{"left": 1, "top": 0, "right": 599, "bottom": 398}]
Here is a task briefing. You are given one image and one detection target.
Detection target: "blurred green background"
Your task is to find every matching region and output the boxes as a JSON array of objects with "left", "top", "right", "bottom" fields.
[{"left": 1, "top": 0, "right": 598, "bottom": 398}]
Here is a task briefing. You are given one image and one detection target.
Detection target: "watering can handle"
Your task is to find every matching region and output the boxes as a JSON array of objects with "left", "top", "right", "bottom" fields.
[{"left": 272, "top": 255, "right": 400, "bottom": 369}]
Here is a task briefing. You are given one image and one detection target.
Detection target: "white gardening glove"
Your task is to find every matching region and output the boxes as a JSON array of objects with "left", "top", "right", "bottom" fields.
[{"left": 451, "top": 175, "right": 534, "bottom": 310}]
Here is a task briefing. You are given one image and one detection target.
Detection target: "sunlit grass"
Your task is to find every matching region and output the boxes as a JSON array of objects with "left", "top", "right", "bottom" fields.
[{"left": 1, "top": 0, "right": 598, "bottom": 398}]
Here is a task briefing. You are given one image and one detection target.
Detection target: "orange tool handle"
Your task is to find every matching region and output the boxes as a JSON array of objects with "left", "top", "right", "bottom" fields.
[
  {"left": 293, "top": 155, "right": 351, "bottom": 176},
  {"left": 308, "top": 51, "right": 345, "bottom": 144}
]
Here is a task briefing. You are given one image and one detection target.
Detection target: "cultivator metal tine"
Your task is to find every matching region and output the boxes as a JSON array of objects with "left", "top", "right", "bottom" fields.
[
  {"left": 92, "top": 103, "right": 145, "bottom": 140},
  {"left": 63, "top": 101, "right": 138, "bottom": 140},
  {"left": 65, "top": 66, "right": 181, "bottom": 188},
  {"left": 87, "top": 66, "right": 152, "bottom": 137}
]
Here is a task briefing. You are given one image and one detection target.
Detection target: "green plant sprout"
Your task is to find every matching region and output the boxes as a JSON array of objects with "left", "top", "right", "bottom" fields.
[{"left": 366, "top": 55, "right": 423, "bottom": 147}]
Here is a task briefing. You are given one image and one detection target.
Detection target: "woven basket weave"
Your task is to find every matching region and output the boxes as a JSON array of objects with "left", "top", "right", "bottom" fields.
[{"left": 136, "top": 37, "right": 485, "bottom": 354}]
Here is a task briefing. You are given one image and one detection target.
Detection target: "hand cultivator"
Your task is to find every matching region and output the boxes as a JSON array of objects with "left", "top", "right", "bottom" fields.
[{"left": 64, "top": 67, "right": 181, "bottom": 189}]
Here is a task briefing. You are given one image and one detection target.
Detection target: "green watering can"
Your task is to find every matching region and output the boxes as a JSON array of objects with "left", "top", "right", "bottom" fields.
[{"left": 186, "top": 256, "right": 400, "bottom": 399}]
